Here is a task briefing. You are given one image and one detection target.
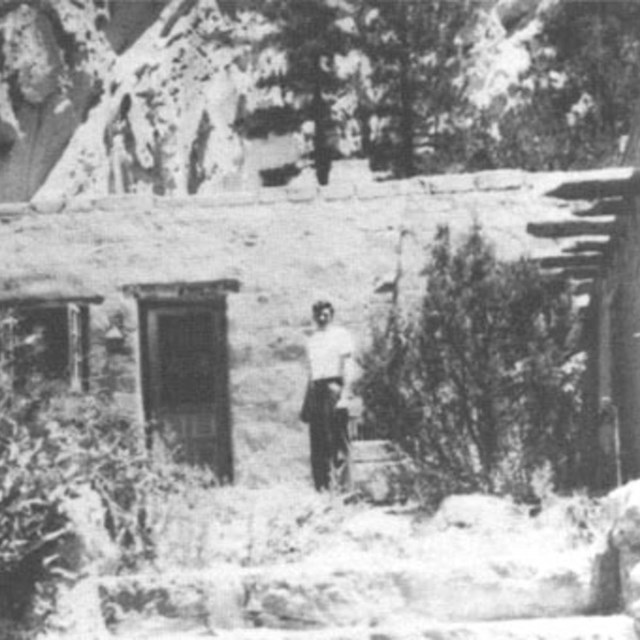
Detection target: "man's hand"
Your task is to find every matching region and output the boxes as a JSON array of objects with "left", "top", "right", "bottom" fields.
[
  {"left": 336, "top": 393, "right": 350, "bottom": 410},
  {"left": 328, "top": 381, "right": 342, "bottom": 395}
]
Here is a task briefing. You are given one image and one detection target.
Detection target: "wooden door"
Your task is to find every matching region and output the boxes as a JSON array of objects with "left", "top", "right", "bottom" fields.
[{"left": 142, "top": 301, "right": 232, "bottom": 479}]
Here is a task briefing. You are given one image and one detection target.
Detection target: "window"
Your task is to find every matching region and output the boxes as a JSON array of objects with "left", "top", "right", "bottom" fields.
[{"left": 1, "top": 302, "right": 92, "bottom": 392}]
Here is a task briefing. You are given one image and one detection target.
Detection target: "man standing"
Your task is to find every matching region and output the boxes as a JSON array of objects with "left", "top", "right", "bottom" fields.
[{"left": 301, "top": 300, "right": 355, "bottom": 491}]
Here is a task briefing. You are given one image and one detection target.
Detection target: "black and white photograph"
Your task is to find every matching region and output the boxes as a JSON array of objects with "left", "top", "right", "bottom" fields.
[{"left": 0, "top": 0, "right": 639, "bottom": 638}]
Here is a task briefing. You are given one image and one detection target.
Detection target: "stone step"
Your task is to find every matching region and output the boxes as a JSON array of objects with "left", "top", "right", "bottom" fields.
[
  {"left": 97, "top": 550, "right": 605, "bottom": 634},
  {"left": 110, "top": 615, "right": 636, "bottom": 640},
  {"left": 350, "top": 440, "right": 415, "bottom": 503}
]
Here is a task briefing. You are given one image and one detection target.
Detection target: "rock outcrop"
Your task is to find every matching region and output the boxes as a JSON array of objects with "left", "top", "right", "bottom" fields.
[
  {"left": 34, "top": 0, "right": 280, "bottom": 200},
  {"left": 0, "top": 1, "right": 110, "bottom": 202},
  {"left": 1, "top": 0, "right": 566, "bottom": 203},
  {"left": 0, "top": 0, "right": 171, "bottom": 203},
  {"left": 607, "top": 479, "right": 640, "bottom": 621}
]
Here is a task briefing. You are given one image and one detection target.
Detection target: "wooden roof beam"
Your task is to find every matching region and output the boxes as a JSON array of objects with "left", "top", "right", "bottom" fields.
[
  {"left": 122, "top": 279, "right": 241, "bottom": 300},
  {"left": 527, "top": 219, "right": 616, "bottom": 238},
  {"left": 0, "top": 295, "right": 104, "bottom": 306},
  {"left": 541, "top": 266, "right": 601, "bottom": 280},
  {"left": 540, "top": 274, "right": 595, "bottom": 295},
  {"left": 561, "top": 239, "right": 610, "bottom": 254},
  {"left": 537, "top": 253, "right": 604, "bottom": 270},
  {"left": 572, "top": 198, "right": 633, "bottom": 217},
  {"left": 546, "top": 168, "right": 640, "bottom": 200}
]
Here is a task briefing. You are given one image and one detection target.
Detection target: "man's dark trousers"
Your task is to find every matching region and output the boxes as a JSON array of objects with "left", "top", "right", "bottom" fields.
[{"left": 301, "top": 377, "right": 350, "bottom": 490}]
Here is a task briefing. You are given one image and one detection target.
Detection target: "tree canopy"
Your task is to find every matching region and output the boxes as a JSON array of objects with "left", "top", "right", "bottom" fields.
[
  {"left": 238, "top": 0, "right": 640, "bottom": 183},
  {"left": 237, "top": 0, "right": 355, "bottom": 185}
]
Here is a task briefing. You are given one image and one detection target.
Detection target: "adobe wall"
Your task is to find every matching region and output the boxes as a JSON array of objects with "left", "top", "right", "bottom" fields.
[
  {"left": 601, "top": 193, "right": 640, "bottom": 481},
  {"left": 0, "top": 170, "right": 572, "bottom": 485}
]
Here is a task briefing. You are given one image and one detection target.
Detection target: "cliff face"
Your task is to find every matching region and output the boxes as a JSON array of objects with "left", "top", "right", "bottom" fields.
[
  {"left": 0, "top": 0, "right": 166, "bottom": 203},
  {"left": 33, "top": 0, "right": 277, "bottom": 201},
  {"left": 0, "top": 0, "right": 554, "bottom": 204}
]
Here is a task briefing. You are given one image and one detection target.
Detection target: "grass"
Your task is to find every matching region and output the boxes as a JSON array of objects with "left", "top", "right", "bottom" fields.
[{"left": 145, "top": 480, "right": 609, "bottom": 574}]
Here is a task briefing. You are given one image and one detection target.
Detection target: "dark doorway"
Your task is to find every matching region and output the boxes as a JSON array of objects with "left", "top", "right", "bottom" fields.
[{"left": 139, "top": 299, "right": 233, "bottom": 479}]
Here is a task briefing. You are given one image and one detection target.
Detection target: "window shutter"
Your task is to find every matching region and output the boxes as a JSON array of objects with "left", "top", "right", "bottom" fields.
[
  {"left": 80, "top": 305, "right": 90, "bottom": 391},
  {"left": 0, "top": 312, "right": 17, "bottom": 385},
  {"left": 68, "top": 304, "right": 86, "bottom": 391}
]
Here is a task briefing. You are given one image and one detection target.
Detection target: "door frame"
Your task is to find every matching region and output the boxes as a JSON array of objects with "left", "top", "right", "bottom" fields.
[{"left": 137, "top": 296, "right": 233, "bottom": 481}]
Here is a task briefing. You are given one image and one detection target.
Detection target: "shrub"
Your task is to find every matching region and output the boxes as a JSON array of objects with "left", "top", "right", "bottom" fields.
[
  {"left": 358, "top": 225, "right": 586, "bottom": 504},
  {"left": 0, "top": 391, "right": 159, "bottom": 624},
  {"left": 0, "top": 311, "right": 216, "bottom": 632}
]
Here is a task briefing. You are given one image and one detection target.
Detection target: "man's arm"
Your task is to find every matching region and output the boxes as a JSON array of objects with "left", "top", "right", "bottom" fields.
[{"left": 336, "top": 330, "right": 356, "bottom": 408}]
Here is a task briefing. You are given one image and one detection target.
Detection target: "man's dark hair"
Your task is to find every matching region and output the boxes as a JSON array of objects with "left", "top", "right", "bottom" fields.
[{"left": 312, "top": 300, "right": 334, "bottom": 317}]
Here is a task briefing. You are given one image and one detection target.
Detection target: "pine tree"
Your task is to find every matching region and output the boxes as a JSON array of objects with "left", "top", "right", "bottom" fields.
[
  {"left": 358, "top": 0, "right": 472, "bottom": 178},
  {"left": 239, "top": 0, "right": 355, "bottom": 185}
]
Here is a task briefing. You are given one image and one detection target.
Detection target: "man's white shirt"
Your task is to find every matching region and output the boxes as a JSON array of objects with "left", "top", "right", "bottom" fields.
[{"left": 307, "top": 324, "right": 354, "bottom": 381}]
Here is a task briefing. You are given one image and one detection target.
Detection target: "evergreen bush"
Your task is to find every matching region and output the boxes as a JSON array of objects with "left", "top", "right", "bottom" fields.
[{"left": 358, "top": 225, "right": 585, "bottom": 504}]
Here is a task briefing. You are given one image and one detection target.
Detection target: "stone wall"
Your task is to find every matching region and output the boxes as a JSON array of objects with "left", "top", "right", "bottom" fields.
[
  {"left": 0, "top": 170, "right": 574, "bottom": 484},
  {"left": 599, "top": 192, "right": 640, "bottom": 481}
]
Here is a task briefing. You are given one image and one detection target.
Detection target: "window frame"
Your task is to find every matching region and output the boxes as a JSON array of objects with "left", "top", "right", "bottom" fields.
[{"left": 0, "top": 297, "right": 99, "bottom": 392}]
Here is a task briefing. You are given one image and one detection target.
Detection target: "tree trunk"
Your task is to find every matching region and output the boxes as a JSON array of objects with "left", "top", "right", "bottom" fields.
[
  {"left": 623, "top": 97, "right": 640, "bottom": 166},
  {"left": 397, "top": 6, "right": 415, "bottom": 179},
  {"left": 312, "top": 58, "right": 331, "bottom": 186}
]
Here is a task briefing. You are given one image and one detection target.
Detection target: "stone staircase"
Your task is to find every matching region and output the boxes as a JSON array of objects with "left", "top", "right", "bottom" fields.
[
  {"left": 113, "top": 617, "right": 636, "bottom": 640},
  {"left": 56, "top": 535, "right": 634, "bottom": 639},
  {"left": 47, "top": 475, "right": 640, "bottom": 640},
  {"left": 76, "top": 561, "right": 636, "bottom": 640}
]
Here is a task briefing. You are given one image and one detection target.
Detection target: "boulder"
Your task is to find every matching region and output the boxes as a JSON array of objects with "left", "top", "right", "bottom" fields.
[
  {"left": 608, "top": 480, "right": 640, "bottom": 550},
  {"left": 605, "top": 480, "right": 640, "bottom": 615}
]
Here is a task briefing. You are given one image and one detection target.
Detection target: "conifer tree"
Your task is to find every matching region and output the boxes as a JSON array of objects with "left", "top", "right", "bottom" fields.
[
  {"left": 240, "top": 0, "right": 354, "bottom": 185},
  {"left": 358, "top": 0, "right": 472, "bottom": 177}
]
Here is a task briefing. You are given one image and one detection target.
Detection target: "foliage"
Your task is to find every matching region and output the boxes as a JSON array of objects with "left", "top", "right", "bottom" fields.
[
  {"left": 0, "top": 392, "right": 150, "bottom": 621},
  {"left": 147, "top": 482, "right": 355, "bottom": 571},
  {"left": 465, "top": 1, "right": 640, "bottom": 171},
  {"left": 241, "top": 1, "right": 640, "bottom": 176},
  {"left": 358, "top": 225, "right": 585, "bottom": 504},
  {"left": 230, "top": 1, "right": 640, "bottom": 178},
  {"left": 0, "top": 313, "right": 216, "bottom": 631},
  {"left": 357, "top": 0, "right": 474, "bottom": 177},
  {"left": 238, "top": 0, "right": 355, "bottom": 185}
]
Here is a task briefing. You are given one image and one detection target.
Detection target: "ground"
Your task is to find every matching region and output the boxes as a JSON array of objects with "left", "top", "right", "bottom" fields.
[{"left": 44, "top": 482, "right": 631, "bottom": 640}]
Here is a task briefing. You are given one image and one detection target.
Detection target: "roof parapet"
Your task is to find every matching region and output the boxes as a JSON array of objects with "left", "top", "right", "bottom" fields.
[{"left": 0, "top": 170, "right": 537, "bottom": 219}]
